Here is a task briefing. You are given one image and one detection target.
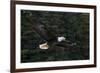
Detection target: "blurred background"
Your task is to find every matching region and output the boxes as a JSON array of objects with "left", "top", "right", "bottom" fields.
[{"left": 21, "top": 10, "right": 89, "bottom": 63}]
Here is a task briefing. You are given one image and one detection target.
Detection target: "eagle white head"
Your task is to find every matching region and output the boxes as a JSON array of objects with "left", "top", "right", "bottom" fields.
[{"left": 57, "top": 36, "right": 66, "bottom": 42}]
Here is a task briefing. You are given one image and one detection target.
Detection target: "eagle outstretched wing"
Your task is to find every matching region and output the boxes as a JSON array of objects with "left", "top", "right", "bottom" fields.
[{"left": 25, "top": 16, "right": 76, "bottom": 49}]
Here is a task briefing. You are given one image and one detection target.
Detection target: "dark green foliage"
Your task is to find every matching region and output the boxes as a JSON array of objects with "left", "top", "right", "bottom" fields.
[{"left": 21, "top": 10, "right": 89, "bottom": 63}]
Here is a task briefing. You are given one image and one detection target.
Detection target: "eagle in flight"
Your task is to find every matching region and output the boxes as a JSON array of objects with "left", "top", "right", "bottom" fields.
[{"left": 25, "top": 15, "right": 76, "bottom": 50}]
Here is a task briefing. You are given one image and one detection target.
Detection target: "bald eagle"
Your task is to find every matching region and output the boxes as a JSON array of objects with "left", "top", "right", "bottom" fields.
[{"left": 26, "top": 16, "right": 76, "bottom": 50}]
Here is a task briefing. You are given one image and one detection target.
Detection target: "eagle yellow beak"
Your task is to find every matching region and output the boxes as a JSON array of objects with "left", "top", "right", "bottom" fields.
[{"left": 39, "top": 42, "right": 49, "bottom": 49}]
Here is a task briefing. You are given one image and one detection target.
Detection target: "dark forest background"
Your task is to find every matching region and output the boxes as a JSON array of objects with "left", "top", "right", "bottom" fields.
[{"left": 21, "top": 10, "right": 89, "bottom": 63}]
